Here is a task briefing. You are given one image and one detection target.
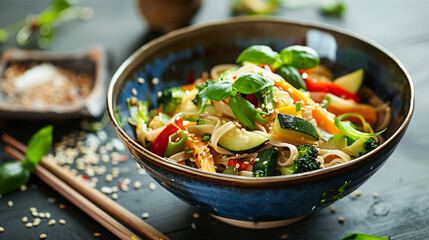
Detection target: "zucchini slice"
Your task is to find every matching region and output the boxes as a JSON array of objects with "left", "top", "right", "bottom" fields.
[
  {"left": 272, "top": 114, "right": 320, "bottom": 144},
  {"left": 218, "top": 126, "right": 269, "bottom": 153}
]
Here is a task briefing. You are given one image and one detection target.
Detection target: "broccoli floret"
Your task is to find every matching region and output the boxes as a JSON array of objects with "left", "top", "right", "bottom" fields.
[
  {"left": 292, "top": 144, "right": 321, "bottom": 174},
  {"left": 360, "top": 138, "right": 378, "bottom": 156},
  {"left": 342, "top": 138, "right": 378, "bottom": 158},
  {"left": 158, "top": 87, "right": 185, "bottom": 115}
]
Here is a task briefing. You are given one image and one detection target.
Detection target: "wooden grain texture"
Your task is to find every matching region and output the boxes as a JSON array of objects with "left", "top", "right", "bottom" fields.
[{"left": 1, "top": 0, "right": 429, "bottom": 239}]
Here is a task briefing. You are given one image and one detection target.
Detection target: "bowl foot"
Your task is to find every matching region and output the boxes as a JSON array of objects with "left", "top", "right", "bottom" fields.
[{"left": 211, "top": 215, "right": 307, "bottom": 229}]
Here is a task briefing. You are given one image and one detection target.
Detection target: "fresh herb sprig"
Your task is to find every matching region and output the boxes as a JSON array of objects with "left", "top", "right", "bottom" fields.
[
  {"left": 0, "top": 125, "right": 53, "bottom": 194},
  {"left": 198, "top": 73, "right": 274, "bottom": 130},
  {"left": 0, "top": 0, "right": 92, "bottom": 47}
]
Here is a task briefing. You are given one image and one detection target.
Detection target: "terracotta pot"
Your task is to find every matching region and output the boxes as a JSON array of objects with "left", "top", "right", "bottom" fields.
[{"left": 136, "top": 0, "right": 202, "bottom": 33}]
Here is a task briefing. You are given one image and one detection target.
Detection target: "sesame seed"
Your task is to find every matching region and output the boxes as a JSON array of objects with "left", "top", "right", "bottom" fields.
[
  {"left": 94, "top": 232, "right": 101, "bottom": 237},
  {"left": 191, "top": 223, "right": 197, "bottom": 229},
  {"left": 262, "top": 161, "right": 268, "bottom": 165},
  {"left": 25, "top": 223, "right": 33, "bottom": 228},
  {"left": 192, "top": 213, "right": 200, "bottom": 219},
  {"left": 138, "top": 77, "right": 145, "bottom": 84},
  {"left": 39, "top": 213, "right": 46, "bottom": 218},
  {"left": 101, "top": 186, "right": 113, "bottom": 194},
  {"left": 40, "top": 233, "right": 47, "bottom": 239},
  {"left": 46, "top": 212, "right": 51, "bottom": 218},
  {"left": 330, "top": 207, "right": 336, "bottom": 213},
  {"left": 157, "top": 91, "right": 162, "bottom": 97},
  {"left": 0, "top": 227, "right": 3, "bottom": 232},
  {"left": 338, "top": 216, "right": 344, "bottom": 223},
  {"left": 134, "top": 181, "right": 142, "bottom": 189},
  {"left": 111, "top": 193, "right": 118, "bottom": 200},
  {"left": 141, "top": 212, "right": 150, "bottom": 219},
  {"left": 353, "top": 189, "right": 362, "bottom": 197},
  {"left": 105, "top": 174, "right": 113, "bottom": 182},
  {"left": 280, "top": 233, "right": 289, "bottom": 239},
  {"left": 59, "top": 219, "right": 66, "bottom": 225},
  {"left": 372, "top": 192, "right": 379, "bottom": 198},
  {"left": 149, "top": 183, "right": 157, "bottom": 191},
  {"left": 30, "top": 207, "right": 37, "bottom": 212},
  {"left": 152, "top": 78, "right": 159, "bottom": 85},
  {"left": 7, "top": 200, "right": 13, "bottom": 207},
  {"left": 20, "top": 185, "right": 27, "bottom": 191},
  {"left": 22, "top": 216, "right": 28, "bottom": 223},
  {"left": 132, "top": 88, "right": 138, "bottom": 96},
  {"left": 59, "top": 204, "right": 66, "bottom": 209},
  {"left": 48, "top": 219, "right": 56, "bottom": 226},
  {"left": 33, "top": 221, "right": 40, "bottom": 227}
]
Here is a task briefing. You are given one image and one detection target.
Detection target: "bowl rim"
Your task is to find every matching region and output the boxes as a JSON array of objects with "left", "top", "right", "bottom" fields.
[{"left": 107, "top": 17, "right": 415, "bottom": 186}]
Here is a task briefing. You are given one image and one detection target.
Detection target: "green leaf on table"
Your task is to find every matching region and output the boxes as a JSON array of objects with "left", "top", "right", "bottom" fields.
[
  {"left": 198, "top": 81, "right": 233, "bottom": 101},
  {"left": 0, "top": 162, "right": 31, "bottom": 194},
  {"left": 232, "top": 73, "right": 274, "bottom": 94},
  {"left": 0, "top": 28, "right": 9, "bottom": 43},
  {"left": 228, "top": 94, "right": 256, "bottom": 130},
  {"left": 342, "top": 233, "right": 390, "bottom": 240},
  {"left": 236, "top": 45, "right": 281, "bottom": 67},
  {"left": 24, "top": 125, "right": 53, "bottom": 167}
]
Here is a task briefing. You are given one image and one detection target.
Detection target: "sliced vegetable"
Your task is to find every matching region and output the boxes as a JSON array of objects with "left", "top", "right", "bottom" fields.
[
  {"left": 305, "top": 78, "right": 360, "bottom": 102},
  {"left": 272, "top": 114, "right": 320, "bottom": 145},
  {"left": 275, "top": 65, "right": 306, "bottom": 90},
  {"left": 165, "top": 130, "right": 188, "bottom": 157},
  {"left": 279, "top": 45, "right": 320, "bottom": 70},
  {"left": 335, "top": 113, "right": 385, "bottom": 141},
  {"left": 223, "top": 166, "right": 239, "bottom": 175},
  {"left": 158, "top": 87, "right": 186, "bottom": 115},
  {"left": 333, "top": 69, "right": 364, "bottom": 94},
  {"left": 326, "top": 93, "right": 377, "bottom": 126},
  {"left": 318, "top": 135, "right": 348, "bottom": 150},
  {"left": 279, "top": 166, "right": 294, "bottom": 175},
  {"left": 218, "top": 126, "right": 269, "bottom": 153},
  {"left": 273, "top": 76, "right": 343, "bottom": 135},
  {"left": 150, "top": 118, "right": 185, "bottom": 157},
  {"left": 252, "top": 147, "right": 278, "bottom": 177},
  {"left": 127, "top": 98, "right": 148, "bottom": 126},
  {"left": 227, "top": 159, "right": 248, "bottom": 171},
  {"left": 270, "top": 106, "right": 302, "bottom": 120},
  {"left": 186, "top": 135, "right": 216, "bottom": 173}
]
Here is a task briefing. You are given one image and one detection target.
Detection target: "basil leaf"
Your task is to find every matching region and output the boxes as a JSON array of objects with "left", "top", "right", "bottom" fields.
[
  {"left": 0, "top": 162, "right": 31, "bottom": 194},
  {"left": 233, "top": 73, "right": 274, "bottom": 94},
  {"left": 24, "top": 125, "right": 53, "bottom": 166},
  {"left": 198, "top": 81, "right": 233, "bottom": 101},
  {"left": 279, "top": 45, "right": 320, "bottom": 70},
  {"left": 228, "top": 95, "right": 256, "bottom": 130},
  {"left": 236, "top": 45, "right": 281, "bottom": 67}
]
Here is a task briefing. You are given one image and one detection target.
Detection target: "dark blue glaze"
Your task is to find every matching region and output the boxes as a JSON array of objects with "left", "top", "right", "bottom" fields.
[{"left": 108, "top": 19, "right": 413, "bottom": 222}]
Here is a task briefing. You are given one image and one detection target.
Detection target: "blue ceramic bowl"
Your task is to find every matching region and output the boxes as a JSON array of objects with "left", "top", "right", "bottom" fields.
[{"left": 107, "top": 18, "right": 414, "bottom": 226}]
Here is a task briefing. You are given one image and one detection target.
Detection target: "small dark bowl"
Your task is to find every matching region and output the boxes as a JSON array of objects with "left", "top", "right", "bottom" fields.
[{"left": 107, "top": 18, "right": 414, "bottom": 227}]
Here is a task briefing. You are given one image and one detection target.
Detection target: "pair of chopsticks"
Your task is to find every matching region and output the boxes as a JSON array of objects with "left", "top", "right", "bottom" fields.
[{"left": 2, "top": 133, "right": 169, "bottom": 240}]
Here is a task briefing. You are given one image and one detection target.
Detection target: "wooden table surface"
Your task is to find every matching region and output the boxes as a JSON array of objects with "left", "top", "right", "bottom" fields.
[{"left": 0, "top": 0, "right": 428, "bottom": 239}]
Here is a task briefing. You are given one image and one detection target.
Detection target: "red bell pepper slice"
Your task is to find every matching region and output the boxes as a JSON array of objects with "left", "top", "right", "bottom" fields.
[
  {"left": 304, "top": 79, "right": 360, "bottom": 102},
  {"left": 227, "top": 159, "right": 248, "bottom": 171},
  {"left": 246, "top": 93, "right": 258, "bottom": 107},
  {"left": 150, "top": 118, "right": 185, "bottom": 157}
]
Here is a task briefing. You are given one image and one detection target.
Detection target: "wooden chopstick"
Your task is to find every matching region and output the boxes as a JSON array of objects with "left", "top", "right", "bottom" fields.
[
  {"left": 4, "top": 145, "right": 139, "bottom": 240},
  {"left": 2, "top": 133, "right": 169, "bottom": 240}
]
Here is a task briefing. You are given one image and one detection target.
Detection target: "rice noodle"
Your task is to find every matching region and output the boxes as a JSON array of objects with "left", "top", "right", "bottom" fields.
[
  {"left": 269, "top": 137, "right": 298, "bottom": 166},
  {"left": 213, "top": 100, "right": 235, "bottom": 118},
  {"left": 239, "top": 171, "right": 253, "bottom": 177},
  {"left": 169, "top": 151, "right": 193, "bottom": 162},
  {"left": 319, "top": 149, "right": 351, "bottom": 164}
]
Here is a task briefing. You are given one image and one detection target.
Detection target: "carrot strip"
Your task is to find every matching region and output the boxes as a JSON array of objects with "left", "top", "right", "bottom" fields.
[
  {"left": 273, "top": 78, "right": 344, "bottom": 135},
  {"left": 186, "top": 135, "right": 216, "bottom": 173}
]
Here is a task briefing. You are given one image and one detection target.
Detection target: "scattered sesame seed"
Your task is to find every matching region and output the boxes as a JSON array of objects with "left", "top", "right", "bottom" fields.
[
  {"left": 40, "top": 233, "right": 47, "bottom": 239},
  {"left": 138, "top": 77, "right": 145, "bottom": 84},
  {"left": 59, "top": 204, "right": 66, "bottom": 209},
  {"left": 262, "top": 161, "right": 268, "bottom": 165},
  {"left": 192, "top": 213, "right": 200, "bottom": 219},
  {"left": 20, "top": 185, "right": 27, "bottom": 191},
  {"left": 152, "top": 78, "right": 159, "bottom": 85},
  {"left": 133, "top": 181, "right": 142, "bottom": 189},
  {"left": 157, "top": 91, "right": 162, "bottom": 97},
  {"left": 22, "top": 216, "right": 28, "bottom": 223},
  {"left": 39, "top": 213, "right": 46, "bottom": 218},
  {"left": 7, "top": 201, "right": 13, "bottom": 207},
  {"left": 149, "top": 183, "right": 156, "bottom": 191},
  {"left": 101, "top": 186, "right": 113, "bottom": 194},
  {"left": 33, "top": 221, "right": 40, "bottom": 227},
  {"left": 59, "top": 219, "right": 66, "bottom": 225},
  {"left": 353, "top": 189, "right": 362, "bottom": 197},
  {"left": 30, "top": 207, "right": 37, "bottom": 212},
  {"left": 105, "top": 174, "right": 113, "bottom": 182},
  {"left": 94, "top": 232, "right": 101, "bottom": 237},
  {"left": 280, "top": 233, "right": 289, "bottom": 239},
  {"left": 191, "top": 223, "right": 196, "bottom": 230},
  {"left": 111, "top": 193, "right": 118, "bottom": 200},
  {"left": 0, "top": 227, "right": 3, "bottom": 232},
  {"left": 330, "top": 207, "right": 336, "bottom": 213},
  {"left": 25, "top": 223, "right": 33, "bottom": 228},
  {"left": 141, "top": 212, "right": 150, "bottom": 219},
  {"left": 46, "top": 212, "right": 51, "bottom": 218},
  {"left": 132, "top": 88, "right": 138, "bottom": 96},
  {"left": 338, "top": 216, "right": 344, "bottom": 223},
  {"left": 48, "top": 219, "right": 56, "bottom": 226},
  {"left": 32, "top": 211, "right": 39, "bottom": 217},
  {"left": 372, "top": 192, "right": 379, "bottom": 198}
]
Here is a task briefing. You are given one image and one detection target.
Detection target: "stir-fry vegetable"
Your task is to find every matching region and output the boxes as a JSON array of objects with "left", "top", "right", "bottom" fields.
[{"left": 150, "top": 118, "right": 185, "bottom": 157}]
